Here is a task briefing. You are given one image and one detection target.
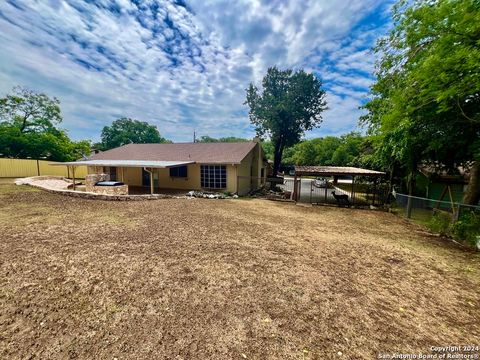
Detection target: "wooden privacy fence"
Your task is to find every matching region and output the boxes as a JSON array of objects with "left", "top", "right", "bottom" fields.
[{"left": 0, "top": 158, "right": 87, "bottom": 178}]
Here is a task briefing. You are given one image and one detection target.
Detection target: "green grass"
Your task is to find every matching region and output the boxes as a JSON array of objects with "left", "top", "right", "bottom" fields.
[{"left": 0, "top": 179, "right": 39, "bottom": 195}]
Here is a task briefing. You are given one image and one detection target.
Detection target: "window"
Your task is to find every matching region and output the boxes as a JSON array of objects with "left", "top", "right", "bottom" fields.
[
  {"left": 170, "top": 165, "right": 188, "bottom": 178},
  {"left": 201, "top": 165, "right": 226, "bottom": 189}
]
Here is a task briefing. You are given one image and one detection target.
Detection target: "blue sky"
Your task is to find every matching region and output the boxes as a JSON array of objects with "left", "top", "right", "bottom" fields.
[{"left": 0, "top": 0, "right": 392, "bottom": 142}]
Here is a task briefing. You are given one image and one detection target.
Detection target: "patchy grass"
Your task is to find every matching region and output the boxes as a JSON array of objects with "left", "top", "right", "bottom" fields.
[
  {"left": 0, "top": 178, "right": 39, "bottom": 194},
  {"left": 0, "top": 183, "right": 479, "bottom": 359}
]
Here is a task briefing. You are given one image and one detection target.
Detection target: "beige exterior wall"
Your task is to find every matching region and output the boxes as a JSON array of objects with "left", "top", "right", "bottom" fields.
[
  {"left": 237, "top": 150, "right": 253, "bottom": 195},
  {"left": 157, "top": 163, "right": 200, "bottom": 190},
  {"left": 85, "top": 143, "right": 266, "bottom": 195},
  {"left": 235, "top": 142, "right": 267, "bottom": 195},
  {"left": 88, "top": 163, "right": 237, "bottom": 193},
  {"left": 156, "top": 163, "right": 237, "bottom": 193},
  {"left": 122, "top": 167, "right": 143, "bottom": 186},
  {"left": 226, "top": 164, "right": 237, "bottom": 193}
]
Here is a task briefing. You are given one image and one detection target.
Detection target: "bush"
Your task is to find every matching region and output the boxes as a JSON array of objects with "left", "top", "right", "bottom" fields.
[
  {"left": 426, "top": 210, "right": 480, "bottom": 249},
  {"left": 451, "top": 211, "right": 480, "bottom": 247},
  {"left": 427, "top": 211, "right": 452, "bottom": 236}
]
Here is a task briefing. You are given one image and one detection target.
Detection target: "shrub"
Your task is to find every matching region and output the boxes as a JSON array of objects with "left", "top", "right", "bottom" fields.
[
  {"left": 427, "top": 211, "right": 452, "bottom": 236},
  {"left": 451, "top": 211, "right": 480, "bottom": 247}
]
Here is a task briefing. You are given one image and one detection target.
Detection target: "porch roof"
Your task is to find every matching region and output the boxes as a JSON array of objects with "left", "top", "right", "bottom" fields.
[{"left": 52, "top": 159, "right": 195, "bottom": 168}]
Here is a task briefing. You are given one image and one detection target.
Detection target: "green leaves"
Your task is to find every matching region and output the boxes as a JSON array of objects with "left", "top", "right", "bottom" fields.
[
  {"left": 245, "top": 66, "right": 327, "bottom": 175},
  {"left": 0, "top": 87, "right": 90, "bottom": 161},
  {"left": 0, "top": 124, "right": 91, "bottom": 161},
  {"left": 0, "top": 86, "right": 62, "bottom": 134},
  {"left": 284, "top": 132, "right": 366, "bottom": 167},
  {"left": 196, "top": 136, "right": 248, "bottom": 143},
  {"left": 363, "top": 0, "right": 480, "bottom": 182},
  {"left": 99, "top": 117, "right": 170, "bottom": 150}
]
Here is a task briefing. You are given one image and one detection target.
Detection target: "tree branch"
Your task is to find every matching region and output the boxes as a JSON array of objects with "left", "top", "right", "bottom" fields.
[{"left": 456, "top": 97, "right": 478, "bottom": 123}]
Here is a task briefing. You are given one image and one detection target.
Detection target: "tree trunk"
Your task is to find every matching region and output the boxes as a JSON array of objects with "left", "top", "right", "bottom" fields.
[
  {"left": 272, "top": 148, "right": 281, "bottom": 178},
  {"left": 463, "top": 161, "right": 480, "bottom": 205},
  {"left": 406, "top": 171, "right": 415, "bottom": 219},
  {"left": 386, "top": 163, "right": 396, "bottom": 204},
  {"left": 271, "top": 137, "right": 284, "bottom": 178}
]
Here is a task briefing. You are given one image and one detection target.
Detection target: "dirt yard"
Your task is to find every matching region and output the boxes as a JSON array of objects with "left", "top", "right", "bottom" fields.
[{"left": 1, "top": 180, "right": 479, "bottom": 359}]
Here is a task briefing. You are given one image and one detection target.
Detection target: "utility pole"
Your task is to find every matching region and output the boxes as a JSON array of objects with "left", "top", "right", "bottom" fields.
[{"left": 193, "top": 130, "right": 196, "bottom": 143}]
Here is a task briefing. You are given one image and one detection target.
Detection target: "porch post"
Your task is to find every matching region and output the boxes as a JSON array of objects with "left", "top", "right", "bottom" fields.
[
  {"left": 150, "top": 169, "right": 154, "bottom": 195},
  {"left": 72, "top": 166, "right": 76, "bottom": 191}
]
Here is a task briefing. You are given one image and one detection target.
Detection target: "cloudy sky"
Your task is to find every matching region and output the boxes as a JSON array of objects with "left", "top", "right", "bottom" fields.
[{"left": 0, "top": 0, "right": 392, "bottom": 142}]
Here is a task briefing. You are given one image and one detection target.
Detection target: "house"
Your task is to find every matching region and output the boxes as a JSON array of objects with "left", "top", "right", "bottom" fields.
[{"left": 63, "top": 141, "right": 268, "bottom": 195}]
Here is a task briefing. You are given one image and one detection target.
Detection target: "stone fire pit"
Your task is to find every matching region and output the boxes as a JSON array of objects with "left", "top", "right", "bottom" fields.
[{"left": 85, "top": 173, "right": 129, "bottom": 195}]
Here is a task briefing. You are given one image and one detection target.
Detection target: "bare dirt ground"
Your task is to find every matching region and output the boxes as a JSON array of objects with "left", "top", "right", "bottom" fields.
[{"left": 1, "top": 179, "right": 479, "bottom": 359}]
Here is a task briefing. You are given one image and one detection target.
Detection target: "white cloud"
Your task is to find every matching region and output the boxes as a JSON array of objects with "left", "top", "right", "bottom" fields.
[{"left": 0, "top": 0, "right": 392, "bottom": 142}]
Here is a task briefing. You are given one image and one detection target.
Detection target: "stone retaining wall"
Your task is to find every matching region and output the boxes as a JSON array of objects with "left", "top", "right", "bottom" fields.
[
  {"left": 89, "top": 185, "right": 129, "bottom": 196},
  {"left": 42, "top": 188, "right": 173, "bottom": 201},
  {"left": 16, "top": 176, "right": 173, "bottom": 201}
]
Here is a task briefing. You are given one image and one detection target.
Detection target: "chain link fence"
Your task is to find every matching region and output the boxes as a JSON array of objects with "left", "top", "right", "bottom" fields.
[
  {"left": 392, "top": 192, "right": 480, "bottom": 248},
  {"left": 281, "top": 177, "right": 389, "bottom": 206}
]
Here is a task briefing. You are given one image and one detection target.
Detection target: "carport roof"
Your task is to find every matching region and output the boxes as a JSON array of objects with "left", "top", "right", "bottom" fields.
[
  {"left": 294, "top": 166, "right": 386, "bottom": 177},
  {"left": 52, "top": 160, "right": 195, "bottom": 168}
]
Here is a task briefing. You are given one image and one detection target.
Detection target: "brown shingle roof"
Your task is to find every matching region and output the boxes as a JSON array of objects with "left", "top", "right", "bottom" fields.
[{"left": 89, "top": 142, "right": 258, "bottom": 164}]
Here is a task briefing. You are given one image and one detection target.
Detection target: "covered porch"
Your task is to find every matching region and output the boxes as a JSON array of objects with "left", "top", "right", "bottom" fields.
[{"left": 55, "top": 159, "right": 195, "bottom": 195}]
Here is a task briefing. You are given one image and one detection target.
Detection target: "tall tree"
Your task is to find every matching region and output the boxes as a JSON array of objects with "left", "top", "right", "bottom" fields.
[
  {"left": 284, "top": 132, "right": 366, "bottom": 167},
  {"left": 197, "top": 135, "right": 248, "bottom": 143},
  {"left": 362, "top": 0, "right": 480, "bottom": 204},
  {"left": 0, "top": 87, "right": 90, "bottom": 161},
  {"left": 245, "top": 67, "right": 327, "bottom": 177},
  {"left": 0, "top": 86, "right": 62, "bottom": 134},
  {"left": 100, "top": 117, "right": 169, "bottom": 150}
]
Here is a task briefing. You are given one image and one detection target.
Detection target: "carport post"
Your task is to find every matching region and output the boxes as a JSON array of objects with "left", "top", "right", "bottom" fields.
[
  {"left": 310, "top": 180, "right": 312, "bottom": 203},
  {"left": 324, "top": 180, "right": 328, "bottom": 202},
  {"left": 293, "top": 173, "right": 298, "bottom": 201},
  {"left": 298, "top": 176, "right": 301, "bottom": 201}
]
